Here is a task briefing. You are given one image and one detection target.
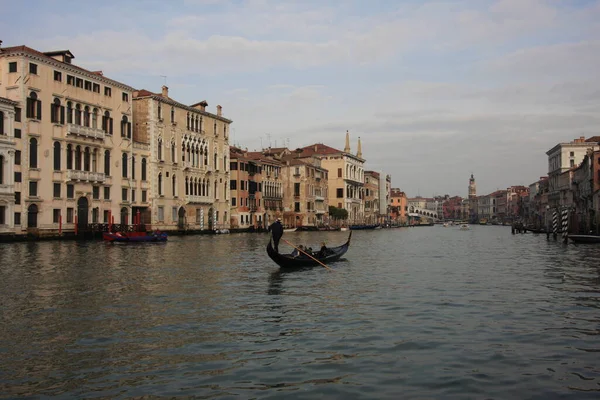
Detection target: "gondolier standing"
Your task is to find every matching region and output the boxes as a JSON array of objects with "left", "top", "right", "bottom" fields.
[{"left": 268, "top": 217, "right": 284, "bottom": 253}]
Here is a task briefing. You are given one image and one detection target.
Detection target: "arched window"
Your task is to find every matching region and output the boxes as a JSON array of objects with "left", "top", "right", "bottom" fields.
[
  {"left": 141, "top": 158, "right": 147, "bottom": 181},
  {"left": 102, "top": 111, "right": 112, "bottom": 134},
  {"left": 29, "top": 138, "right": 38, "bottom": 168},
  {"left": 104, "top": 150, "right": 111, "bottom": 175},
  {"left": 214, "top": 180, "right": 218, "bottom": 199},
  {"left": 84, "top": 106, "right": 90, "bottom": 127},
  {"left": 84, "top": 147, "right": 91, "bottom": 171},
  {"left": 131, "top": 155, "right": 136, "bottom": 179},
  {"left": 170, "top": 106, "right": 175, "bottom": 123},
  {"left": 122, "top": 153, "right": 128, "bottom": 177},
  {"left": 92, "top": 149, "right": 98, "bottom": 172},
  {"left": 214, "top": 153, "right": 217, "bottom": 169},
  {"left": 53, "top": 141, "right": 61, "bottom": 171},
  {"left": 204, "top": 147, "right": 208, "bottom": 165},
  {"left": 0, "top": 155, "right": 4, "bottom": 185},
  {"left": 158, "top": 173, "right": 163, "bottom": 195},
  {"left": 158, "top": 138, "right": 163, "bottom": 160},
  {"left": 223, "top": 155, "right": 227, "bottom": 171},
  {"left": 157, "top": 102, "right": 162, "bottom": 120},
  {"left": 171, "top": 140, "right": 176, "bottom": 163},
  {"left": 185, "top": 176, "right": 189, "bottom": 195},
  {"left": 26, "top": 92, "right": 41, "bottom": 120},
  {"left": 75, "top": 104, "right": 82, "bottom": 125},
  {"left": 67, "top": 101, "right": 73, "bottom": 124},
  {"left": 172, "top": 175, "right": 176, "bottom": 197},
  {"left": 66, "top": 144, "right": 73, "bottom": 170},
  {"left": 75, "top": 145, "right": 82, "bottom": 170},
  {"left": 182, "top": 142, "right": 186, "bottom": 163},
  {"left": 186, "top": 112, "right": 190, "bottom": 130},
  {"left": 121, "top": 115, "right": 129, "bottom": 138},
  {"left": 214, "top": 122, "right": 217, "bottom": 135},
  {"left": 92, "top": 108, "right": 98, "bottom": 129},
  {"left": 0, "top": 111, "right": 4, "bottom": 134},
  {"left": 51, "top": 98, "right": 61, "bottom": 124},
  {"left": 195, "top": 116, "right": 199, "bottom": 132}
]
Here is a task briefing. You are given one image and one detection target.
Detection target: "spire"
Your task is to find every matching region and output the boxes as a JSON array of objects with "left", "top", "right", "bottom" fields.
[
  {"left": 357, "top": 137, "right": 362, "bottom": 158},
  {"left": 344, "top": 130, "right": 350, "bottom": 153}
]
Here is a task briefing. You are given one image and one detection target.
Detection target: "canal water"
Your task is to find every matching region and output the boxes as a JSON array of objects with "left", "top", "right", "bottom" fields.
[{"left": 0, "top": 226, "right": 599, "bottom": 399}]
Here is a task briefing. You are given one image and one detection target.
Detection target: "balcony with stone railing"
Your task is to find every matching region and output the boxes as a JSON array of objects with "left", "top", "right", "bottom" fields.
[
  {"left": 186, "top": 194, "right": 215, "bottom": 204},
  {"left": 314, "top": 195, "right": 325, "bottom": 201},
  {"left": 67, "top": 124, "right": 106, "bottom": 140},
  {"left": 67, "top": 170, "right": 106, "bottom": 183},
  {"left": 183, "top": 161, "right": 210, "bottom": 173}
]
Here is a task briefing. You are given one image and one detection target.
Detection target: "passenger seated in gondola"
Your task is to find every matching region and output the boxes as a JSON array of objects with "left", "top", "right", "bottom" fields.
[
  {"left": 317, "top": 242, "right": 328, "bottom": 258},
  {"left": 291, "top": 245, "right": 304, "bottom": 258}
]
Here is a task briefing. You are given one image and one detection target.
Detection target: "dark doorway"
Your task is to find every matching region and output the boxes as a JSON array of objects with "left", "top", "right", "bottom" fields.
[
  {"left": 120, "top": 207, "right": 128, "bottom": 225},
  {"left": 27, "top": 204, "right": 38, "bottom": 228},
  {"left": 77, "top": 197, "right": 89, "bottom": 232},
  {"left": 178, "top": 207, "right": 186, "bottom": 229},
  {"left": 208, "top": 207, "right": 214, "bottom": 230}
]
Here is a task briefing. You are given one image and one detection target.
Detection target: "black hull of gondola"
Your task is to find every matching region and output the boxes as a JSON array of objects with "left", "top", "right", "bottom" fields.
[{"left": 266, "top": 232, "right": 352, "bottom": 269}]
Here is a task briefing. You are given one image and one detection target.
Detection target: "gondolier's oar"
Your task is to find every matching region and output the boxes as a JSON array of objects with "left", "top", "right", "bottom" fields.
[{"left": 281, "top": 238, "right": 334, "bottom": 272}]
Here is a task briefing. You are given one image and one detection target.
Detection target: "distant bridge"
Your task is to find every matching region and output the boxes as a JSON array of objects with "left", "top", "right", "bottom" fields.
[{"left": 409, "top": 207, "right": 440, "bottom": 221}]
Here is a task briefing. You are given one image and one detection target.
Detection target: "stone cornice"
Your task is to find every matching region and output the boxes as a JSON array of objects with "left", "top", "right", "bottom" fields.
[
  {"left": 1, "top": 48, "right": 135, "bottom": 92},
  {"left": 134, "top": 95, "right": 233, "bottom": 124},
  {"left": 0, "top": 97, "right": 18, "bottom": 107}
]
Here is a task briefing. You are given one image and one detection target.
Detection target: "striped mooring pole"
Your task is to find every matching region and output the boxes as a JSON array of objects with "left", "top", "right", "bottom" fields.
[
  {"left": 552, "top": 209, "right": 558, "bottom": 240},
  {"left": 561, "top": 208, "right": 569, "bottom": 242}
]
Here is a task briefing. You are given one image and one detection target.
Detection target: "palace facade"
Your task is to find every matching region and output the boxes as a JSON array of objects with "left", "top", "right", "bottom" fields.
[
  {"left": 133, "top": 86, "right": 232, "bottom": 231},
  {"left": 0, "top": 46, "right": 135, "bottom": 235}
]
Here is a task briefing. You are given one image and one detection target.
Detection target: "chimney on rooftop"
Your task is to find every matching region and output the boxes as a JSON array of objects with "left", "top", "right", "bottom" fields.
[
  {"left": 217, "top": 105, "right": 222, "bottom": 116},
  {"left": 162, "top": 85, "right": 169, "bottom": 98},
  {"left": 314, "top": 144, "right": 318, "bottom": 152}
]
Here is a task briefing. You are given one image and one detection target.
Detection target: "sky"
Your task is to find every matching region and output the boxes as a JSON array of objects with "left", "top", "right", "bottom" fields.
[{"left": 2, "top": 0, "right": 599, "bottom": 197}]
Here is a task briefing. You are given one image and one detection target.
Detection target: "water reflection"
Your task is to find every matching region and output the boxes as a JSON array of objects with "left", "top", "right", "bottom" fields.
[{"left": 1, "top": 228, "right": 600, "bottom": 398}]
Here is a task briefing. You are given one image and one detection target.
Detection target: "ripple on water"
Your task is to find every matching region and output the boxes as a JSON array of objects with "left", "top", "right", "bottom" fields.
[{"left": 1, "top": 228, "right": 600, "bottom": 398}]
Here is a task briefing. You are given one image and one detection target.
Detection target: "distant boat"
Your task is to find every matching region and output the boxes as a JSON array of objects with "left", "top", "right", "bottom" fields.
[
  {"left": 479, "top": 218, "right": 488, "bottom": 225},
  {"left": 295, "top": 226, "right": 319, "bottom": 232},
  {"left": 568, "top": 234, "right": 600, "bottom": 244},
  {"left": 349, "top": 224, "right": 381, "bottom": 230},
  {"left": 103, "top": 231, "right": 167, "bottom": 242},
  {"left": 460, "top": 224, "right": 470, "bottom": 230}
]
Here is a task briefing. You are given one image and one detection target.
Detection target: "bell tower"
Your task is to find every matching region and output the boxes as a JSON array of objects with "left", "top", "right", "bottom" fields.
[{"left": 468, "top": 174, "right": 476, "bottom": 199}]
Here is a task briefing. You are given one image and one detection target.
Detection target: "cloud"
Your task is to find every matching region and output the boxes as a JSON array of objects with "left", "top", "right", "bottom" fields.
[{"left": 8, "top": 0, "right": 600, "bottom": 195}]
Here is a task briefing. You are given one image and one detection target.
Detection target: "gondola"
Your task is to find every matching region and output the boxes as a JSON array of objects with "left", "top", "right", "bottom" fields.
[{"left": 266, "top": 232, "right": 352, "bottom": 269}]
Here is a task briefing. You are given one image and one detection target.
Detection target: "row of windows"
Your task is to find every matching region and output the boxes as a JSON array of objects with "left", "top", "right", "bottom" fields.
[
  {"left": 156, "top": 103, "right": 227, "bottom": 138},
  {"left": 8, "top": 61, "right": 128, "bottom": 101}
]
